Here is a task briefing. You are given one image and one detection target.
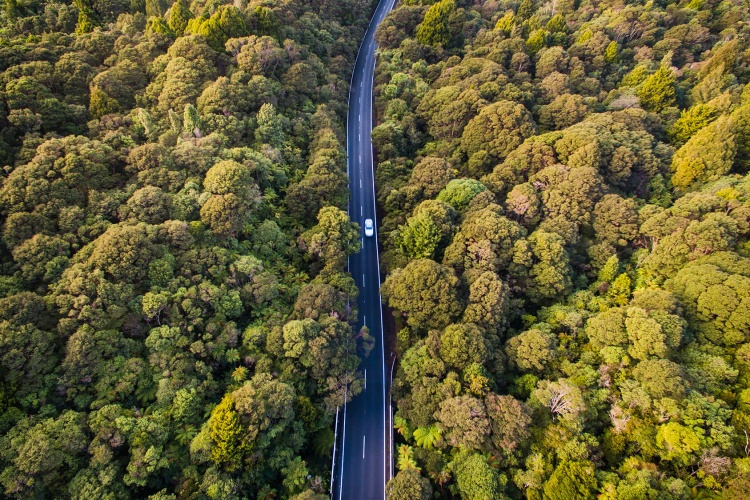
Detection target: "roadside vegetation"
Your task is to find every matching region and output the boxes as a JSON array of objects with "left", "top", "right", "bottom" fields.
[
  {"left": 0, "top": 0, "right": 375, "bottom": 497},
  {"left": 375, "top": 0, "right": 750, "bottom": 498}
]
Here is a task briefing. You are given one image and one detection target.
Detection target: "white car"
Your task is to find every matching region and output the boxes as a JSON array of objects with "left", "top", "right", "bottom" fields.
[{"left": 364, "top": 218, "right": 374, "bottom": 237}]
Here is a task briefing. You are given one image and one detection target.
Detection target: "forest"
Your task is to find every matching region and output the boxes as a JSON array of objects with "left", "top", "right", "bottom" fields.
[
  {"left": 373, "top": 0, "right": 750, "bottom": 499},
  {"left": 0, "top": 0, "right": 376, "bottom": 497}
]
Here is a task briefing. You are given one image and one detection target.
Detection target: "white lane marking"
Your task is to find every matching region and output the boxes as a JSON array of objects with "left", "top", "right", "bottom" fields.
[
  {"left": 360, "top": 178, "right": 362, "bottom": 188},
  {"left": 363, "top": 435, "right": 366, "bottom": 459},
  {"left": 363, "top": 274, "right": 365, "bottom": 287},
  {"left": 363, "top": 315, "right": 366, "bottom": 326},
  {"left": 365, "top": 369, "right": 367, "bottom": 390},
  {"left": 359, "top": 154, "right": 362, "bottom": 163},
  {"left": 361, "top": 206, "right": 363, "bottom": 216},
  {"left": 361, "top": 237, "right": 364, "bottom": 247}
]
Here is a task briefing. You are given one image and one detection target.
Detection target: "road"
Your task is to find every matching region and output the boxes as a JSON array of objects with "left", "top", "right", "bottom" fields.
[{"left": 334, "top": 0, "right": 397, "bottom": 498}]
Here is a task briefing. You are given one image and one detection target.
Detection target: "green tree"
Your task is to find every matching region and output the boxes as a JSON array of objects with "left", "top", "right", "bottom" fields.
[
  {"left": 655, "top": 422, "right": 702, "bottom": 465},
  {"left": 603, "top": 41, "right": 618, "bottom": 63},
  {"left": 461, "top": 100, "right": 537, "bottom": 165},
  {"left": 506, "top": 325, "right": 557, "bottom": 372},
  {"left": 255, "top": 103, "right": 286, "bottom": 147},
  {"left": 89, "top": 87, "right": 121, "bottom": 119},
  {"left": 386, "top": 469, "right": 433, "bottom": 500},
  {"left": 396, "top": 211, "right": 442, "bottom": 260},
  {"left": 637, "top": 65, "right": 676, "bottom": 112},
  {"left": 74, "top": 0, "right": 99, "bottom": 34},
  {"left": 436, "top": 178, "right": 487, "bottom": 211},
  {"left": 516, "top": 0, "right": 534, "bottom": 20},
  {"left": 463, "top": 271, "right": 509, "bottom": 335},
  {"left": 671, "top": 115, "right": 736, "bottom": 189},
  {"left": 416, "top": 0, "right": 456, "bottom": 47},
  {"left": 299, "top": 207, "right": 361, "bottom": 275},
  {"left": 381, "top": 259, "right": 463, "bottom": 330},
  {"left": 0, "top": 411, "right": 89, "bottom": 497},
  {"left": 168, "top": 0, "right": 193, "bottom": 35},
  {"left": 183, "top": 103, "right": 201, "bottom": 136},
  {"left": 670, "top": 104, "right": 718, "bottom": 144},
  {"left": 543, "top": 461, "right": 598, "bottom": 500},
  {"left": 437, "top": 396, "right": 491, "bottom": 450},
  {"left": 208, "top": 395, "right": 245, "bottom": 470},
  {"left": 440, "top": 323, "right": 489, "bottom": 370},
  {"left": 453, "top": 452, "right": 502, "bottom": 500}
]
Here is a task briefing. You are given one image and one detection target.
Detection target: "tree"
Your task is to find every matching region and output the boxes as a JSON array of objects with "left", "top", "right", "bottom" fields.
[
  {"left": 409, "top": 156, "right": 453, "bottom": 198},
  {"left": 299, "top": 207, "right": 360, "bottom": 275},
  {"left": 542, "top": 461, "right": 598, "bottom": 500},
  {"left": 416, "top": 0, "right": 456, "bottom": 47},
  {"left": 386, "top": 469, "right": 433, "bottom": 500},
  {"left": 255, "top": 103, "right": 286, "bottom": 147},
  {"left": 413, "top": 425, "right": 442, "bottom": 449},
  {"left": 200, "top": 160, "right": 261, "bottom": 236},
  {"left": 585, "top": 308, "right": 627, "bottom": 349},
  {"left": 436, "top": 396, "right": 491, "bottom": 450},
  {"left": 74, "top": 0, "right": 99, "bottom": 34},
  {"left": 516, "top": 0, "right": 535, "bottom": 20},
  {"left": 208, "top": 395, "right": 246, "bottom": 471},
  {"left": 453, "top": 452, "right": 502, "bottom": 500},
  {"left": 637, "top": 66, "right": 676, "bottom": 112},
  {"left": 440, "top": 323, "right": 489, "bottom": 370},
  {"left": 443, "top": 206, "right": 525, "bottom": 276},
  {"left": 463, "top": 271, "right": 509, "bottom": 335},
  {"left": 88, "top": 87, "right": 120, "bottom": 119},
  {"left": 485, "top": 394, "right": 532, "bottom": 455},
  {"left": 592, "top": 194, "right": 638, "bottom": 248},
  {"left": 381, "top": 259, "right": 463, "bottom": 330},
  {"left": 532, "top": 379, "right": 585, "bottom": 422},
  {"left": 183, "top": 103, "right": 201, "bottom": 136},
  {"left": 633, "top": 359, "right": 689, "bottom": 399},
  {"left": 460, "top": 100, "right": 537, "bottom": 164},
  {"left": 506, "top": 325, "right": 557, "bottom": 372},
  {"left": 168, "top": 0, "right": 193, "bottom": 35},
  {"left": 671, "top": 115, "right": 736, "bottom": 189},
  {"left": 0, "top": 411, "right": 89, "bottom": 497},
  {"left": 670, "top": 104, "right": 718, "bottom": 144},
  {"left": 514, "top": 230, "right": 573, "bottom": 303},
  {"left": 603, "top": 41, "right": 618, "bottom": 63},
  {"left": 436, "top": 179, "right": 487, "bottom": 212},
  {"left": 185, "top": 6, "right": 248, "bottom": 51},
  {"left": 396, "top": 211, "right": 442, "bottom": 260}
]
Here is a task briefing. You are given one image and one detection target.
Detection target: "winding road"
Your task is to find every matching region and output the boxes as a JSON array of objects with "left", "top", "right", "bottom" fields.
[{"left": 333, "top": 0, "right": 397, "bottom": 498}]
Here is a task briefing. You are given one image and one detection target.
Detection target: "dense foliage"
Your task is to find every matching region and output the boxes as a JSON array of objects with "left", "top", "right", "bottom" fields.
[
  {"left": 0, "top": 0, "right": 375, "bottom": 497},
  {"left": 375, "top": 0, "right": 750, "bottom": 498}
]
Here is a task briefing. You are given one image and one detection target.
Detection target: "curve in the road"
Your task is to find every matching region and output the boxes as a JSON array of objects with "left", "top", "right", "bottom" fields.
[{"left": 332, "top": 0, "right": 397, "bottom": 498}]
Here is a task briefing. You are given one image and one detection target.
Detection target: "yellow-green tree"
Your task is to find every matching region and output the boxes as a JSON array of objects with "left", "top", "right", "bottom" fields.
[
  {"left": 637, "top": 66, "right": 676, "bottom": 112},
  {"left": 416, "top": 0, "right": 456, "bottom": 47},
  {"left": 671, "top": 115, "right": 736, "bottom": 189},
  {"left": 208, "top": 395, "right": 246, "bottom": 471}
]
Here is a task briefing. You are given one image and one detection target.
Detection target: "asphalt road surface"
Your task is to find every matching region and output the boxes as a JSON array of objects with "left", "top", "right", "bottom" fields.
[{"left": 334, "top": 0, "right": 397, "bottom": 498}]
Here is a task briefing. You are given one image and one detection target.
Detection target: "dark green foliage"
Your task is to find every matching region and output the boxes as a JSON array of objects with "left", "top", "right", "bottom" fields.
[{"left": 0, "top": 0, "right": 373, "bottom": 496}]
